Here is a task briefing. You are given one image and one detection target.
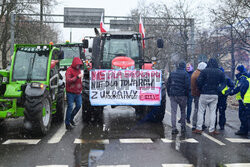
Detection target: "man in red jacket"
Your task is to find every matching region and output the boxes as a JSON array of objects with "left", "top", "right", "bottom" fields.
[{"left": 65, "top": 57, "right": 83, "bottom": 130}]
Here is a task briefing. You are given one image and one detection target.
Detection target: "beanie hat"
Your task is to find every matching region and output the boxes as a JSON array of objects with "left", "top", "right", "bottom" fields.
[
  {"left": 197, "top": 62, "right": 207, "bottom": 71},
  {"left": 236, "top": 65, "right": 246, "bottom": 73}
]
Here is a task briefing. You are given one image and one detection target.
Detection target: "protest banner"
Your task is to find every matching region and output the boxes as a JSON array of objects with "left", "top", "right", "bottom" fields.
[{"left": 90, "top": 69, "right": 162, "bottom": 106}]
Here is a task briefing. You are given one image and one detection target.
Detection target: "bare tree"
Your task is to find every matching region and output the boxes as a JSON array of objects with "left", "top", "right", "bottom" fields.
[
  {"left": 0, "top": 0, "right": 59, "bottom": 68},
  {"left": 211, "top": 0, "right": 250, "bottom": 78}
]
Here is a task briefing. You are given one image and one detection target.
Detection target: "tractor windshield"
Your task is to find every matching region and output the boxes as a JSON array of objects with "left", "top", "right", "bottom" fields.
[
  {"left": 102, "top": 38, "right": 140, "bottom": 68},
  {"left": 60, "top": 46, "right": 80, "bottom": 59},
  {"left": 12, "top": 47, "right": 49, "bottom": 81}
]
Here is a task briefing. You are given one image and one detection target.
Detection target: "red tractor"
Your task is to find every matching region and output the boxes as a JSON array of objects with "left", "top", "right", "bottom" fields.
[{"left": 82, "top": 31, "right": 166, "bottom": 123}]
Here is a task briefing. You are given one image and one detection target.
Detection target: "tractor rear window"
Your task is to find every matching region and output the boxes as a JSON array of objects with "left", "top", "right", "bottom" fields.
[
  {"left": 12, "top": 49, "right": 49, "bottom": 81},
  {"left": 60, "top": 46, "right": 80, "bottom": 59}
]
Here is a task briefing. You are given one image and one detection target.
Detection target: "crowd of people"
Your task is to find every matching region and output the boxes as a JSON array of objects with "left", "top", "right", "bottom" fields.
[
  {"left": 166, "top": 58, "right": 250, "bottom": 139},
  {"left": 64, "top": 57, "right": 250, "bottom": 140}
]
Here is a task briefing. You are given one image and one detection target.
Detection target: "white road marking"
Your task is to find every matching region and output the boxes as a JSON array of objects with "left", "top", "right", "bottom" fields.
[
  {"left": 182, "top": 138, "right": 199, "bottom": 143},
  {"left": 36, "top": 165, "right": 68, "bottom": 167},
  {"left": 165, "top": 110, "right": 226, "bottom": 146},
  {"left": 162, "top": 164, "right": 194, "bottom": 167},
  {"left": 2, "top": 139, "right": 41, "bottom": 145},
  {"left": 226, "top": 138, "right": 250, "bottom": 143},
  {"left": 119, "top": 138, "right": 153, "bottom": 144},
  {"left": 74, "top": 139, "right": 110, "bottom": 144},
  {"left": 202, "top": 133, "right": 226, "bottom": 146},
  {"left": 48, "top": 125, "right": 67, "bottom": 144},
  {"left": 97, "top": 165, "right": 130, "bottom": 167},
  {"left": 161, "top": 138, "right": 198, "bottom": 143},
  {"left": 224, "top": 163, "right": 250, "bottom": 167},
  {"left": 161, "top": 139, "right": 173, "bottom": 143}
]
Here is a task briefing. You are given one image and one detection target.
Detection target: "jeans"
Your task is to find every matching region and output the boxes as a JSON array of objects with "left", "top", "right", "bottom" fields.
[
  {"left": 215, "top": 95, "right": 227, "bottom": 129},
  {"left": 186, "top": 94, "right": 193, "bottom": 121},
  {"left": 197, "top": 94, "right": 218, "bottom": 132},
  {"left": 238, "top": 100, "right": 248, "bottom": 133},
  {"left": 65, "top": 92, "right": 82, "bottom": 125},
  {"left": 170, "top": 96, "right": 187, "bottom": 129}
]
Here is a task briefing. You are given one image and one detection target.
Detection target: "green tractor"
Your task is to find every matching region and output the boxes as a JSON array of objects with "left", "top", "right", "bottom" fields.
[{"left": 0, "top": 44, "right": 65, "bottom": 135}]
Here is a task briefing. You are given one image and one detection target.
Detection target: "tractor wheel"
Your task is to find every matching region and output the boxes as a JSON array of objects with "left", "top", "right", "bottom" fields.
[
  {"left": 0, "top": 119, "right": 4, "bottom": 125},
  {"left": 147, "top": 84, "right": 166, "bottom": 123},
  {"left": 24, "top": 90, "right": 52, "bottom": 135},
  {"left": 82, "top": 78, "right": 103, "bottom": 123},
  {"left": 54, "top": 88, "right": 65, "bottom": 122}
]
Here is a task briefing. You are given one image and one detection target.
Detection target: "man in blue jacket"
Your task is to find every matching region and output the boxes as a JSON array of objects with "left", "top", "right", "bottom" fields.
[
  {"left": 227, "top": 65, "right": 249, "bottom": 136},
  {"left": 167, "top": 60, "right": 190, "bottom": 134}
]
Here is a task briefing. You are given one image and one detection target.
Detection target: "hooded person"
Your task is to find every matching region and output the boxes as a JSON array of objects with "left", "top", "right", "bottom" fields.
[
  {"left": 227, "top": 65, "right": 249, "bottom": 136},
  {"left": 193, "top": 58, "right": 225, "bottom": 135},
  {"left": 190, "top": 62, "right": 207, "bottom": 130},
  {"left": 166, "top": 60, "right": 190, "bottom": 134},
  {"left": 65, "top": 57, "right": 83, "bottom": 130}
]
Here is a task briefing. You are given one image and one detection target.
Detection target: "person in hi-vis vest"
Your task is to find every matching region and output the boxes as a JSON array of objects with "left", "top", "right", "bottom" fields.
[
  {"left": 216, "top": 67, "right": 234, "bottom": 130},
  {"left": 240, "top": 74, "right": 250, "bottom": 139},
  {"left": 226, "top": 65, "right": 248, "bottom": 136}
]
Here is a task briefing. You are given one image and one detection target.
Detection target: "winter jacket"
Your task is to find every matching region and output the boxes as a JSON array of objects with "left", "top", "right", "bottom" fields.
[
  {"left": 240, "top": 78, "right": 250, "bottom": 101},
  {"left": 197, "top": 58, "right": 225, "bottom": 95},
  {"left": 218, "top": 75, "right": 234, "bottom": 96},
  {"left": 228, "top": 72, "right": 248, "bottom": 97},
  {"left": 167, "top": 61, "right": 190, "bottom": 96},
  {"left": 191, "top": 69, "right": 201, "bottom": 97},
  {"left": 187, "top": 70, "right": 193, "bottom": 94},
  {"left": 65, "top": 57, "right": 83, "bottom": 94}
]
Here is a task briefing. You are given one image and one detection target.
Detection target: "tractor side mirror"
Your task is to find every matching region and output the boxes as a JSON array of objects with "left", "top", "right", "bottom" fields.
[
  {"left": 157, "top": 39, "right": 164, "bottom": 48},
  {"left": 82, "top": 39, "right": 89, "bottom": 48},
  {"left": 58, "top": 50, "right": 64, "bottom": 60}
]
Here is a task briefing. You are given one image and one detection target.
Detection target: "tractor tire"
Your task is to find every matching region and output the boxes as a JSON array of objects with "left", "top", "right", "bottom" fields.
[
  {"left": 54, "top": 88, "right": 65, "bottom": 122},
  {"left": 92, "top": 37, "right": 101, "bottom": 69},
  {"left": 24, "top": 90, "right": 52, "bottom": 135},
  {"left": 147, "top": 84, "right": 166, "bottom": 123},
  {"left": 82, "top": 78, "right": 103, "bottom": 123}
]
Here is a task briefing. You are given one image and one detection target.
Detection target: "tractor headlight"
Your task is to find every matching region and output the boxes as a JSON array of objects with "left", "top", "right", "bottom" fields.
[{"left": 31, "top": 82, "right": 45, "bottom": 89}]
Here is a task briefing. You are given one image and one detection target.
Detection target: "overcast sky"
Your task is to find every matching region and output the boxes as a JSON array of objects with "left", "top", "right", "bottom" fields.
[{"left": 53, "top": 0, "right": 217, "bottom": 43}]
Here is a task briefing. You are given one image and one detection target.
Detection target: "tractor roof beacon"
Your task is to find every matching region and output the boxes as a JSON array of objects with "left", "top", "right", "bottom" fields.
[
  {"left": 0, "top": 44, "right": 65, "bottom": 135},
  {"left": 82, "top": 31, "right": 166, "bottom": 123}
]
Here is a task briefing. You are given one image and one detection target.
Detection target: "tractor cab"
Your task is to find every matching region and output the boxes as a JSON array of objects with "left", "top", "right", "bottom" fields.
[
  {"left": 55, "top": 41, "right": 88, "bottom": 70},
  {"left": 101, "top": 31, "right": 142, "bottom": 69}
]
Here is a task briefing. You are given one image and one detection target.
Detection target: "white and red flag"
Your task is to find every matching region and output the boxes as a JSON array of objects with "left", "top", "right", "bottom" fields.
[
  {"left": 100, "top": 13, "right": 107, "bottom": 33},
  {"left": 139, "top": 16, "right": 146, "bottom": 48}
]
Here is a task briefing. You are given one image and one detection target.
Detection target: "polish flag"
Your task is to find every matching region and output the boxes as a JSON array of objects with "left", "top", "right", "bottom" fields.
[
  {"left": 139, "top": 16, "right": 145, "bottom": 48},
  {"left": 100, "top": 13, "right": 107, "bottom": 33}
]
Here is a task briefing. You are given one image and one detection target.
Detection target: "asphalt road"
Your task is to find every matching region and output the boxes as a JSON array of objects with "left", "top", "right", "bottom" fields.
[{"left": 0, "top": 99, "right": 249, "bottom": 167}]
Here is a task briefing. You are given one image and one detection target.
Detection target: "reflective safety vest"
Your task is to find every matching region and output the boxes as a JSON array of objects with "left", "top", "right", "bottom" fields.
[
  {"left": 222, "top": 85, "right": 229, "bottom": 95},
  {"left": 243, "top": 78, "right": 250, "bottom": 104},
  {"left": 235, "top": 75, "right": 248, "bottom": 100}
]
